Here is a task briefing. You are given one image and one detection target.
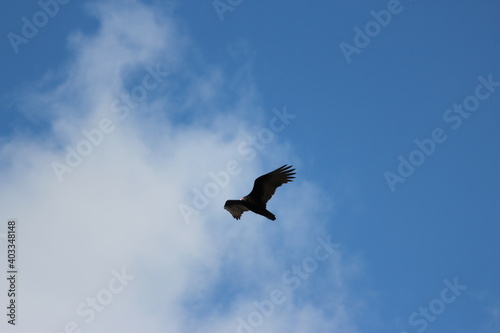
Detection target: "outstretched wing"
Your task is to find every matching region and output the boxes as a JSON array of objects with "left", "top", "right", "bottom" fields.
[
  {"left": 224, "top": 200, "right": 249, "bottom": 220},
  {"left": 248, "top": 165, "right": 296, "bottom": 205}
]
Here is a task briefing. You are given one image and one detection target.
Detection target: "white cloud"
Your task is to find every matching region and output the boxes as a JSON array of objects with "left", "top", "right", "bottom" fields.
[{"left": 0, "top": 1, "right": 367, "bottom": 332}]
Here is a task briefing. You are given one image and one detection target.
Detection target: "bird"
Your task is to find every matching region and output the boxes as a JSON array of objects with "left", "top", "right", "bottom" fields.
[{"left": 224, "top": 164, "right": 296, "bottom": 221}]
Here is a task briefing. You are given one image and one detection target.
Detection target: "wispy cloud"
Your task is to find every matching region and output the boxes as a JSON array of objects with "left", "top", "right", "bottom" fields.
[{"left": 0, "top": 1, "right": 368, "bottom": 332}]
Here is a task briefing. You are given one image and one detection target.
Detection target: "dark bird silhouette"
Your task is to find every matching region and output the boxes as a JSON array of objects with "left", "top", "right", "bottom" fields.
[{"left": 224, "top": 165, "right": 296, "bottom": 220}]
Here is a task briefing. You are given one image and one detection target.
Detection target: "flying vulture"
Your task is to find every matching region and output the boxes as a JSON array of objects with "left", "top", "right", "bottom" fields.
[{"left": 224, "top": 165, "right": 296, "bottom": 221}]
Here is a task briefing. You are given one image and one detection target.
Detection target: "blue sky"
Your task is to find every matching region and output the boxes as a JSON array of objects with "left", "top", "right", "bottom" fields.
[{"left": 1, "top": 1, "right": 499, "bottom": 332}]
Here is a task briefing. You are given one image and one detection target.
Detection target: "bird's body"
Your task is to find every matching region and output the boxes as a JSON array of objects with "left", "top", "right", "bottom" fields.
[
  {"left": 224, "top": 165, "right": 296, "bottom": 220},
  {"left": 224, "top": 198, "right": 276, "bottom": 220}
]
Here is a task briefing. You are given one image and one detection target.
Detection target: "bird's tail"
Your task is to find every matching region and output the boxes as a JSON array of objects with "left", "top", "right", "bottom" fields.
[{"left": 264, "top": 210, "right": 276, "bottom": 221}]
